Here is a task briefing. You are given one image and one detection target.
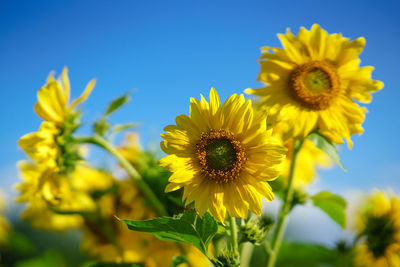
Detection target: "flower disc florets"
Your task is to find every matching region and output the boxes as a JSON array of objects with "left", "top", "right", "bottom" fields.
[
  {"left": 196, "top": 130, "right": 246, "bottom": 183},
  {"left": 160, "top": 88, "right": 286, "bottom": 222},
  {"left": 290, "top": 61, "right": 340, "bottom": 110}
]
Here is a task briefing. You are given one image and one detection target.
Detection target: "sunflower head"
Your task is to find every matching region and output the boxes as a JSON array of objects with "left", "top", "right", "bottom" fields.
[
  {"left": 246, "top": 24, "right": 383, "bottom": 147},
  {"left": 159, "top": 88, "right": 286, "bottom": 222},
  {"left": 354, "top": 191, "right": 400, "bottom": 267}
]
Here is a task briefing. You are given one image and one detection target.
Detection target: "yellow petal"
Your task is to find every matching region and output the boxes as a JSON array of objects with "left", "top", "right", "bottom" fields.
[{"left": 70, "top": 79, "right": 96, "bottom": 109}]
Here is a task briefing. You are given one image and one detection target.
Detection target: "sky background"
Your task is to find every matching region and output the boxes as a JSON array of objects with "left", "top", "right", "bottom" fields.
[{"left": 1, "top": 0, "right": 399, "bottom": 248}]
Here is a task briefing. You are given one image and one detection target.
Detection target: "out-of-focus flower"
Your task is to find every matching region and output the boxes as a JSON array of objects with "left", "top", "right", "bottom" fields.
[
  {"left": 354, "top": 190, "right": 400, "bottom": 267},
  {"left": 16, "top": 162, "right": 113, "bottom": 231},
  {"left": 0, "top": 194, "right": 11, "bottom": 246},
  {"left": 159, "top": 88, "right": 286, "bottom": 222},
  {"left": 282, "top": 139, "right": 332, "bottom": 188},
  {"left": 18, "top": 67, "right": 95, "bottom": 173},
  {"left": 81, "top": 179, "right": 209, "bottom": 267},
  {"left": 16, "top": 68, "right": 99, "bottom": 230},
  {"left": 246, "top": 24, "right": 383, "bottom": 147}
]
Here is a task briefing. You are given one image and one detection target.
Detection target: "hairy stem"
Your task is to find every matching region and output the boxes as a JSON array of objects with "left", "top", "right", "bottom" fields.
[{"left": 266, "top": 139, "right": 303, "bottom": 267}]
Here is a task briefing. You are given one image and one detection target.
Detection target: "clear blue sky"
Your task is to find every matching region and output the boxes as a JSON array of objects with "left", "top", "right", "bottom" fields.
[{"left": 0, "top": 0, "right": 399, "bottom": 206}]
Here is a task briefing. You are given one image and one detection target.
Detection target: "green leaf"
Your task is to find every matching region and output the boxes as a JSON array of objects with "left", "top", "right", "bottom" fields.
[
  {"left": 119, "top": 209, "right": 218, "bottom": 255},
  {"left": 276, "top": 242, "right": 339, "bottom": 267},
  {"left": 311, "top": 191, "right": 347, "bottom": 228},
  {"left": 170, "top": 255, "right": 188, "bottom": 267},
  {"left": 105, "top": 93, "right": 131, "bottom": 116},
  {"left": 307, "top": 132, "right": 346, "bottom": 170}
]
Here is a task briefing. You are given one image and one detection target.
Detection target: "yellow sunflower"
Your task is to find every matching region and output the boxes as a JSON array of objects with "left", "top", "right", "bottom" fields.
[
  {"left": 159, "top": 88, "right": 286, "bottom": 222},
  {"left": 18, "top": 67, "right": 96, "bottom": 171},
  {"left": 282, "top": 139, "right": 332, "bottom": 188},
  {"left": 354, "top": 190, "right": 400, "bottom": 267},
  {"left": 34, "top": 67, "right": 95, "bottom": 124},
  {"left": 246, "top": 24, "right": 383, "bottom": 147}
]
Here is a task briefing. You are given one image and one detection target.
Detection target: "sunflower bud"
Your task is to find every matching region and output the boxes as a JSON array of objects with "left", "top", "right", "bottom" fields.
[
  {"left": 240, "top": 216, "right": 273, "bottom": 245},
  {"left": 215, "top": 248, "right": 240, "bottom": 267},
  {"left": 291, "top": 188, "right": 309, "bottom": 208}
]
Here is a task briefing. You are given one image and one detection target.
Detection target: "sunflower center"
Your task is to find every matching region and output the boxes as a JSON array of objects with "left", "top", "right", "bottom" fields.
[
  {"left": 289, "top": 61, "right": 340, "bottom": 110},
  {"left": 205, "top": 138, "right": 237, "bottom": 171},
  {"left": 365, "top": 214, "right": 397, "bottom": 258},
  {"left": 196, "top": 130, "right": 246, "bottom": 183}
]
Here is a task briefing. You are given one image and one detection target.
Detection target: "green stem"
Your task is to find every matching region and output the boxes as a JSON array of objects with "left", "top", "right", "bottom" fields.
[
  {"left": 75, "top": 135, "right": 168, "bottom": 216},
  {"left": 266, "top": 139, "right": 303, "bottom": 267},
  {"left": 230, "top": 216, "right": 239, "bottom": 258},
  {"left": 240, "top": 242, "right": 253, "bottom": 267}
]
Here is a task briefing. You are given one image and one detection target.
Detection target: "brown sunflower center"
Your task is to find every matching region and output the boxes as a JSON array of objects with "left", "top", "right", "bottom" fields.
[
  {"left": 196, "top": 130, "right": 246, "bottom": 183},
  {"left": 289, "top": 61, "right": 340, "bottom": 110}
]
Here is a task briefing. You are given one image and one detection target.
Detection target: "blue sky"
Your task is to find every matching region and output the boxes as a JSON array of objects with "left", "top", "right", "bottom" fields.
[{"left": 0, "top": 0, "right": 399, "bottom": 243}]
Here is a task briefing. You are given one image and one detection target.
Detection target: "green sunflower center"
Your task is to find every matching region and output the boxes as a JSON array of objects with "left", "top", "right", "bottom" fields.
[
  {"left": 196, "top": 130, "right": 246, "bottom": 183},
  {"left": 304, "top": 68, "right": 332, "bottom": 93},
  {"left": 290, "top": 61, "right": 340, "bottom": 110},
  {"left": 205, "top": 138, "right": 237, "bottom": 171},
  {"left": 365, "top": 214, "right": 397, "bottom": 257}
]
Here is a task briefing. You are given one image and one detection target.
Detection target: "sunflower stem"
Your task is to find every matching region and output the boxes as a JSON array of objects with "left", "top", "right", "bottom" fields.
[
  {"left": 74, "top": 135, "right": 168, "bottom": 216},
  {"left": 240, "top": 242, "right": 253, "bottom": 267},
  {"left": 229, "top": 216, "right": 239, "bottom": 260},
  {"left": 266, "top": 139, "right": 303, "bottom": 267}
]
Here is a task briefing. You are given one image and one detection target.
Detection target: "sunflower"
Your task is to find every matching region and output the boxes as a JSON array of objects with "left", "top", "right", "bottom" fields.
[
  {"left": 18, "top": 67, "right": 96, "bottom": 171},
  {"left": 159, "top": 88, "right": 286, "bottom": 222},
  {"left": 354, "top": 190, "right": 400, "bottom": 267},
  {"left": 16, "top": 68, "right": 98, "bottom": 229},
  {"left": 246, "top": 24, "right": 383, "bottom": 147},
  {"left": 282, "top": 139, "right": 332, "bottom": 188}
]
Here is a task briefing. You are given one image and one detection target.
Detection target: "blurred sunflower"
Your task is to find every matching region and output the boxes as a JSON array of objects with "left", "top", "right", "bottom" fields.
[
  {"left": 354, "top": 190, "right": 400, "bottom": 267},
  {"left": 18, "top": 67, "right": 95, "bottom": 173},
  {"left": 15, "top": 162, "right": 113, "bottom": 231},
  {"left": 81, "top": 179, "right": 209, "bottom": 267},
  {"left": 16, "top": 68, "right": 99, "bottom": 229},
  {"left": 246, "top": 24, "right": 383, "bottom": 147},
  {"left": 159, "top": 88, "right": 286, "bottom": 222}
]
